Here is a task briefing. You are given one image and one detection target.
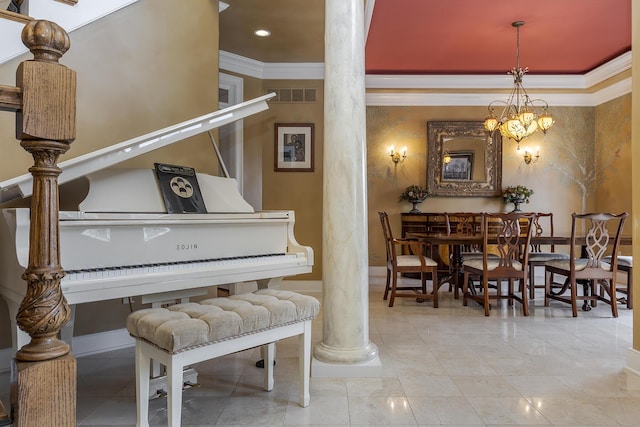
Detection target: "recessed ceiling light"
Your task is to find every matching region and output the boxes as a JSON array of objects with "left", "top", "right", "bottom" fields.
[{"left": 254, "top": 29, "right": 271, "bottom": 37}]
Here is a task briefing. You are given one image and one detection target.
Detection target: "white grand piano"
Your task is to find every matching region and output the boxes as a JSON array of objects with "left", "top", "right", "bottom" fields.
[{"left": 0, "top": 93, "right": 314, "bottom": 355}]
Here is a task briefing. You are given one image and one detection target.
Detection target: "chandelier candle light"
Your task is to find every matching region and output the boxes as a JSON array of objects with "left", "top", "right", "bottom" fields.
[{"left": 483, "top": 21, "right": 554, "bottom": 148}]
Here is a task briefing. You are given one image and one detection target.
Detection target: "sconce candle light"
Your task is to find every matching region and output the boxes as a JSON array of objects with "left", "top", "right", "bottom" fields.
[
  {"left": 388, "top": 145, "right": 407, "bottom": 163},
  {"left": 522, "top": 146, "right": 540, "bottom": 165}
]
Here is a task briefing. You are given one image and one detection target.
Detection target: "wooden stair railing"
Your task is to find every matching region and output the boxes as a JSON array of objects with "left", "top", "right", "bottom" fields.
[
  {"left": 0, "top": 9, "right": 33, "bottom": 24},
  {"left": 1, "top": 0, "right": 78, "bottom": 24}
]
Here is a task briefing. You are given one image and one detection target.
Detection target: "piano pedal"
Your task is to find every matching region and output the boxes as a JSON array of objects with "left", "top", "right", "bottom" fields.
[
  {"left": 148, "top": 367, "right": 198, "bottom": 400},
  {"left": 183, "top": 381, "right": 201, "bottom": 390},
  {"left": 150, "top": 381, "right": 200, "bottom": 400},
  {"left": 153, "top": 389, "right": 167, "bottom": 399},
  {"left": 255, "top": 359, "right": 276, "bottom": 368}
]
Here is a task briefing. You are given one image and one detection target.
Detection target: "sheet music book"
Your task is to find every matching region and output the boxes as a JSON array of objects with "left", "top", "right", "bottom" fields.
[{"left": 154, "top": 163, "right": 207, "bottom": 214}]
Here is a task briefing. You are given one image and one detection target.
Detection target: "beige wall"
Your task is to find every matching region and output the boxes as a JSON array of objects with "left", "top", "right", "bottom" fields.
[
  {"left": 594, "top": 95, "right": 633, "bottom": 255},
  {"left": 0, "top": 0, "right": 219, "bottom": 348},
  {"left": 259, "top": 80, "right": 324, "bottom": 281}
]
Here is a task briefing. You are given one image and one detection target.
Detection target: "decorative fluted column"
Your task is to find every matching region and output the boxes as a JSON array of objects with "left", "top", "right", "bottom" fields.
[
  {"left": 313, "top": 0, "right": 381, "bottom": 376},
  {"left": 14, "top": 19, "right": 75, "bottom": 362}
]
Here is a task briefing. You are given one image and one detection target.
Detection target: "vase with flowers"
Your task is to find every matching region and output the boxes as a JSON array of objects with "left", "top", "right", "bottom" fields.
[
  {"left": 400, "top": 184, "right": 431, "bottom": 213},
  {"left": 502, "top": 185, "right": 534, "bottom": 212}
]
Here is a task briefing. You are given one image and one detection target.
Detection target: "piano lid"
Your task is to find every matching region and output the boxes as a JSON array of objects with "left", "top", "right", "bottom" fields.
[{"left": 0, "top": 93, "right": 276, "bottom": 204}]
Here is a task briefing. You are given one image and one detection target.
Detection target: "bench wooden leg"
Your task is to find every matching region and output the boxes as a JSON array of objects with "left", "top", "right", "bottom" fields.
[
  {"left": 264, "top": 342, "right": 275, "bottom": 391},
  {"left": 167, "top": 358, "right": 184, "bottom": 427},
  {"left": 135, "top": 343, "right": 150, "bottom": 427},
  {"left": 298, "top": 320, "right": 311, "bottom": 407}
]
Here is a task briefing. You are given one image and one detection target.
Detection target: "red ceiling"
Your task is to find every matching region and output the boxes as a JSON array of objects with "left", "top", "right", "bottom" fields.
[{"left": 366, "top": 0, "right": 631, "bottom": 75}]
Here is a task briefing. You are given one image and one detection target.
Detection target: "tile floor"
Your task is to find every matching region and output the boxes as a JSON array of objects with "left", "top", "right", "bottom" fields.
[{"left": 1, "top": 273, "right": 639, "bottom": 426}]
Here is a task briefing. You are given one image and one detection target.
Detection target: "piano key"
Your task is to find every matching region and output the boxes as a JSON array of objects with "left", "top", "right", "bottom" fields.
[{"left": 63, "top": 253, "right": 293, "bottom": 282}]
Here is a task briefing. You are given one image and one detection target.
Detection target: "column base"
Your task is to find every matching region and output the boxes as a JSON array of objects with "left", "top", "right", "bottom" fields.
[
  {"left": 624, "top": 347, "right": 640, "bottom": 390},
  {"left": 311, "top": 354, "right": 382, "bottom": 377},
  {"left": 11, "top": 352, "right": 76, "bottom": 426}
]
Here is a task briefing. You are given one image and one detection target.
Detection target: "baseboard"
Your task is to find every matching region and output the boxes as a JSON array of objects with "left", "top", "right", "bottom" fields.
[
  {"left": 71, "top": 328, "right": 135, "bottom": 358},
  {"left": 0, "top": 328, "right": 135, "bottom": 372}
]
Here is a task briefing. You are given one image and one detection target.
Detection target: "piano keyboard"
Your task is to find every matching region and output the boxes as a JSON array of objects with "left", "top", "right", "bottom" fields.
[{"left": 64, "top": 253, "right": 293, "bottom": 282}]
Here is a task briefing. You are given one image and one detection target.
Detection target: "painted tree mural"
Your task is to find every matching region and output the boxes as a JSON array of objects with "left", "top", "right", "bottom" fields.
[{"left": 546, "top": 104, "right": 628, "bottom": 215}]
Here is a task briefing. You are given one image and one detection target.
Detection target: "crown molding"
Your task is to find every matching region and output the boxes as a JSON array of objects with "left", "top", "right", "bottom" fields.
[
  {"left": 364, "top": 77, "right": 630, "bottom": 107},
  {"left": 220, "top": 50, "right": 324, "bottom": 80},
  {"left": 219, "top": 50, "right": 266, "bottom": 79},
  {"left": 219, "top": 50, "right": 632, "bottom": 105},
  {"left": 262, "top": 62, "right": 325, "bottom": 80},
  {"left": 585, "top": 51, "right": 632, "bottom": 87},
  {"left": 364, "top": 52, "right": 631, "bottom": 91},
  {"left": 364, "top": 74, "right": 587, "bottom": 90},
  {"left": 589, "top": 78, "right": 632, "bottom": 106},
  {"left": 220, "top": 50, "right": 630, "bottom": 89}
]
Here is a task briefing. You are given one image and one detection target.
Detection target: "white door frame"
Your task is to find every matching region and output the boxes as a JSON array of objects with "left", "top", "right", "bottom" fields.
[{"left": 218, "top": 72, "right": 244, "bottom": 193}]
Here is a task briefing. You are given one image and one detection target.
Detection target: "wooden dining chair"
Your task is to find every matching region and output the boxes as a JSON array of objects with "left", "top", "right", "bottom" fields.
[
  {"left": 462, "top": 212, "right": 535, "bottom": 316},
  {"left": 544, "top": 212, "right": 628, "bottom": 317},
  {"left": 526, "top": 213, "right": 569, "bottom": 300},
  {"left": 423, "top": 213, "right": 452, "bottom": 283},
  {"left": 603, "top": 255, "right": 632, "bottom": 309},
  {"left": 378, "top": 212, "right": 439, "bottom": 307},
  {"left": 442, "top": 212, "right": 479, "bottom": 297}
]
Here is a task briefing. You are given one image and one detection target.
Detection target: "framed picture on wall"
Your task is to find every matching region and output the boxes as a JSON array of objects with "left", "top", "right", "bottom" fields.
[
  {"left": 274, "top": 123, "right": 314, "bottom": 172},
  {"left": 443, "top": 151, "right": 474, "bottom": 181}
]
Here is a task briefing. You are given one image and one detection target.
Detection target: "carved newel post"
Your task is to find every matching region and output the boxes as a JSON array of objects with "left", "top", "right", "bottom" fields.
[{"left": 14, "top": 20, "right": 76, "bottom": 361}]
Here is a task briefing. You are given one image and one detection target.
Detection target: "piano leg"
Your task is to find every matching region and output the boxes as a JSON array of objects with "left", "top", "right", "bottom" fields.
[
  {"left": 254, "top": 277, "right": 284, "bottom": 367},
  {"left": 257, "top": 277, "right": 283, "bottom": 290},
  {"left": 227, "top": 281, "right": 259, "bottom": 295}
]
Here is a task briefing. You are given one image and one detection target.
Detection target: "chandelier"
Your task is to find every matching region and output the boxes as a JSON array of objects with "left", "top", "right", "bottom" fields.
[{"left": 483, "top": 21, "right": 554, "bottom": 147}]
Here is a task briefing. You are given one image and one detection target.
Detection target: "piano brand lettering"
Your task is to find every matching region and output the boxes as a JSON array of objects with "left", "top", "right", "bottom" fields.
[{"left": 177, "top": 243, "right": 198, "bottom": 250}]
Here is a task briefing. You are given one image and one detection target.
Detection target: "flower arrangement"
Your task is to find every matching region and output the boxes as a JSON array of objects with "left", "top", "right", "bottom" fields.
[
  {"left": 502, "top": 185, "right": 534, "bottom": 205},
  {"left": 399, "top": 185, "right": 430, "bottom": 202}
]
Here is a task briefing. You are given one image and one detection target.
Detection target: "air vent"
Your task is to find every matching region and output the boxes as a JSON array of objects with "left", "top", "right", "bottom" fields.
[{"left": 266, "top": 88, "right": 317, "bottom": 103}]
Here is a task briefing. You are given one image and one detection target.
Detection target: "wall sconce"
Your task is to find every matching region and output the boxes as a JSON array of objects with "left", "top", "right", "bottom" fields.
[
  {"left": 388, "top": 145, "right": 407, "bottom": 163},
  {"left": 522, "top": 147, "right": 540, "bottom": 165}
]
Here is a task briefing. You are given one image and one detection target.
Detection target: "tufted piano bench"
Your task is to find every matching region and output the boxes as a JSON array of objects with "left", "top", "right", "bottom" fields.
[{"left": 126, "top": 289, "right": 320, "bottom": 427}]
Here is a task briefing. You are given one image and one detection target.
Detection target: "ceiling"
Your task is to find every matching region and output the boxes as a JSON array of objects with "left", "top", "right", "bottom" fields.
[{"left": 219, "top": 0, "right": 631, "bottom": 76}]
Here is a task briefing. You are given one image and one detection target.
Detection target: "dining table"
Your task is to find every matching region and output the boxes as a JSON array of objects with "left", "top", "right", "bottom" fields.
[{"left": 406, "top": 232, "right": 632, "bottom": 310}]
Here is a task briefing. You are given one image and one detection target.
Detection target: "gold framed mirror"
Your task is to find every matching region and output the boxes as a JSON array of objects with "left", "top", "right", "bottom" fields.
[{"left": 427, "top": 121, "right": 502, "bottom": 197}]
